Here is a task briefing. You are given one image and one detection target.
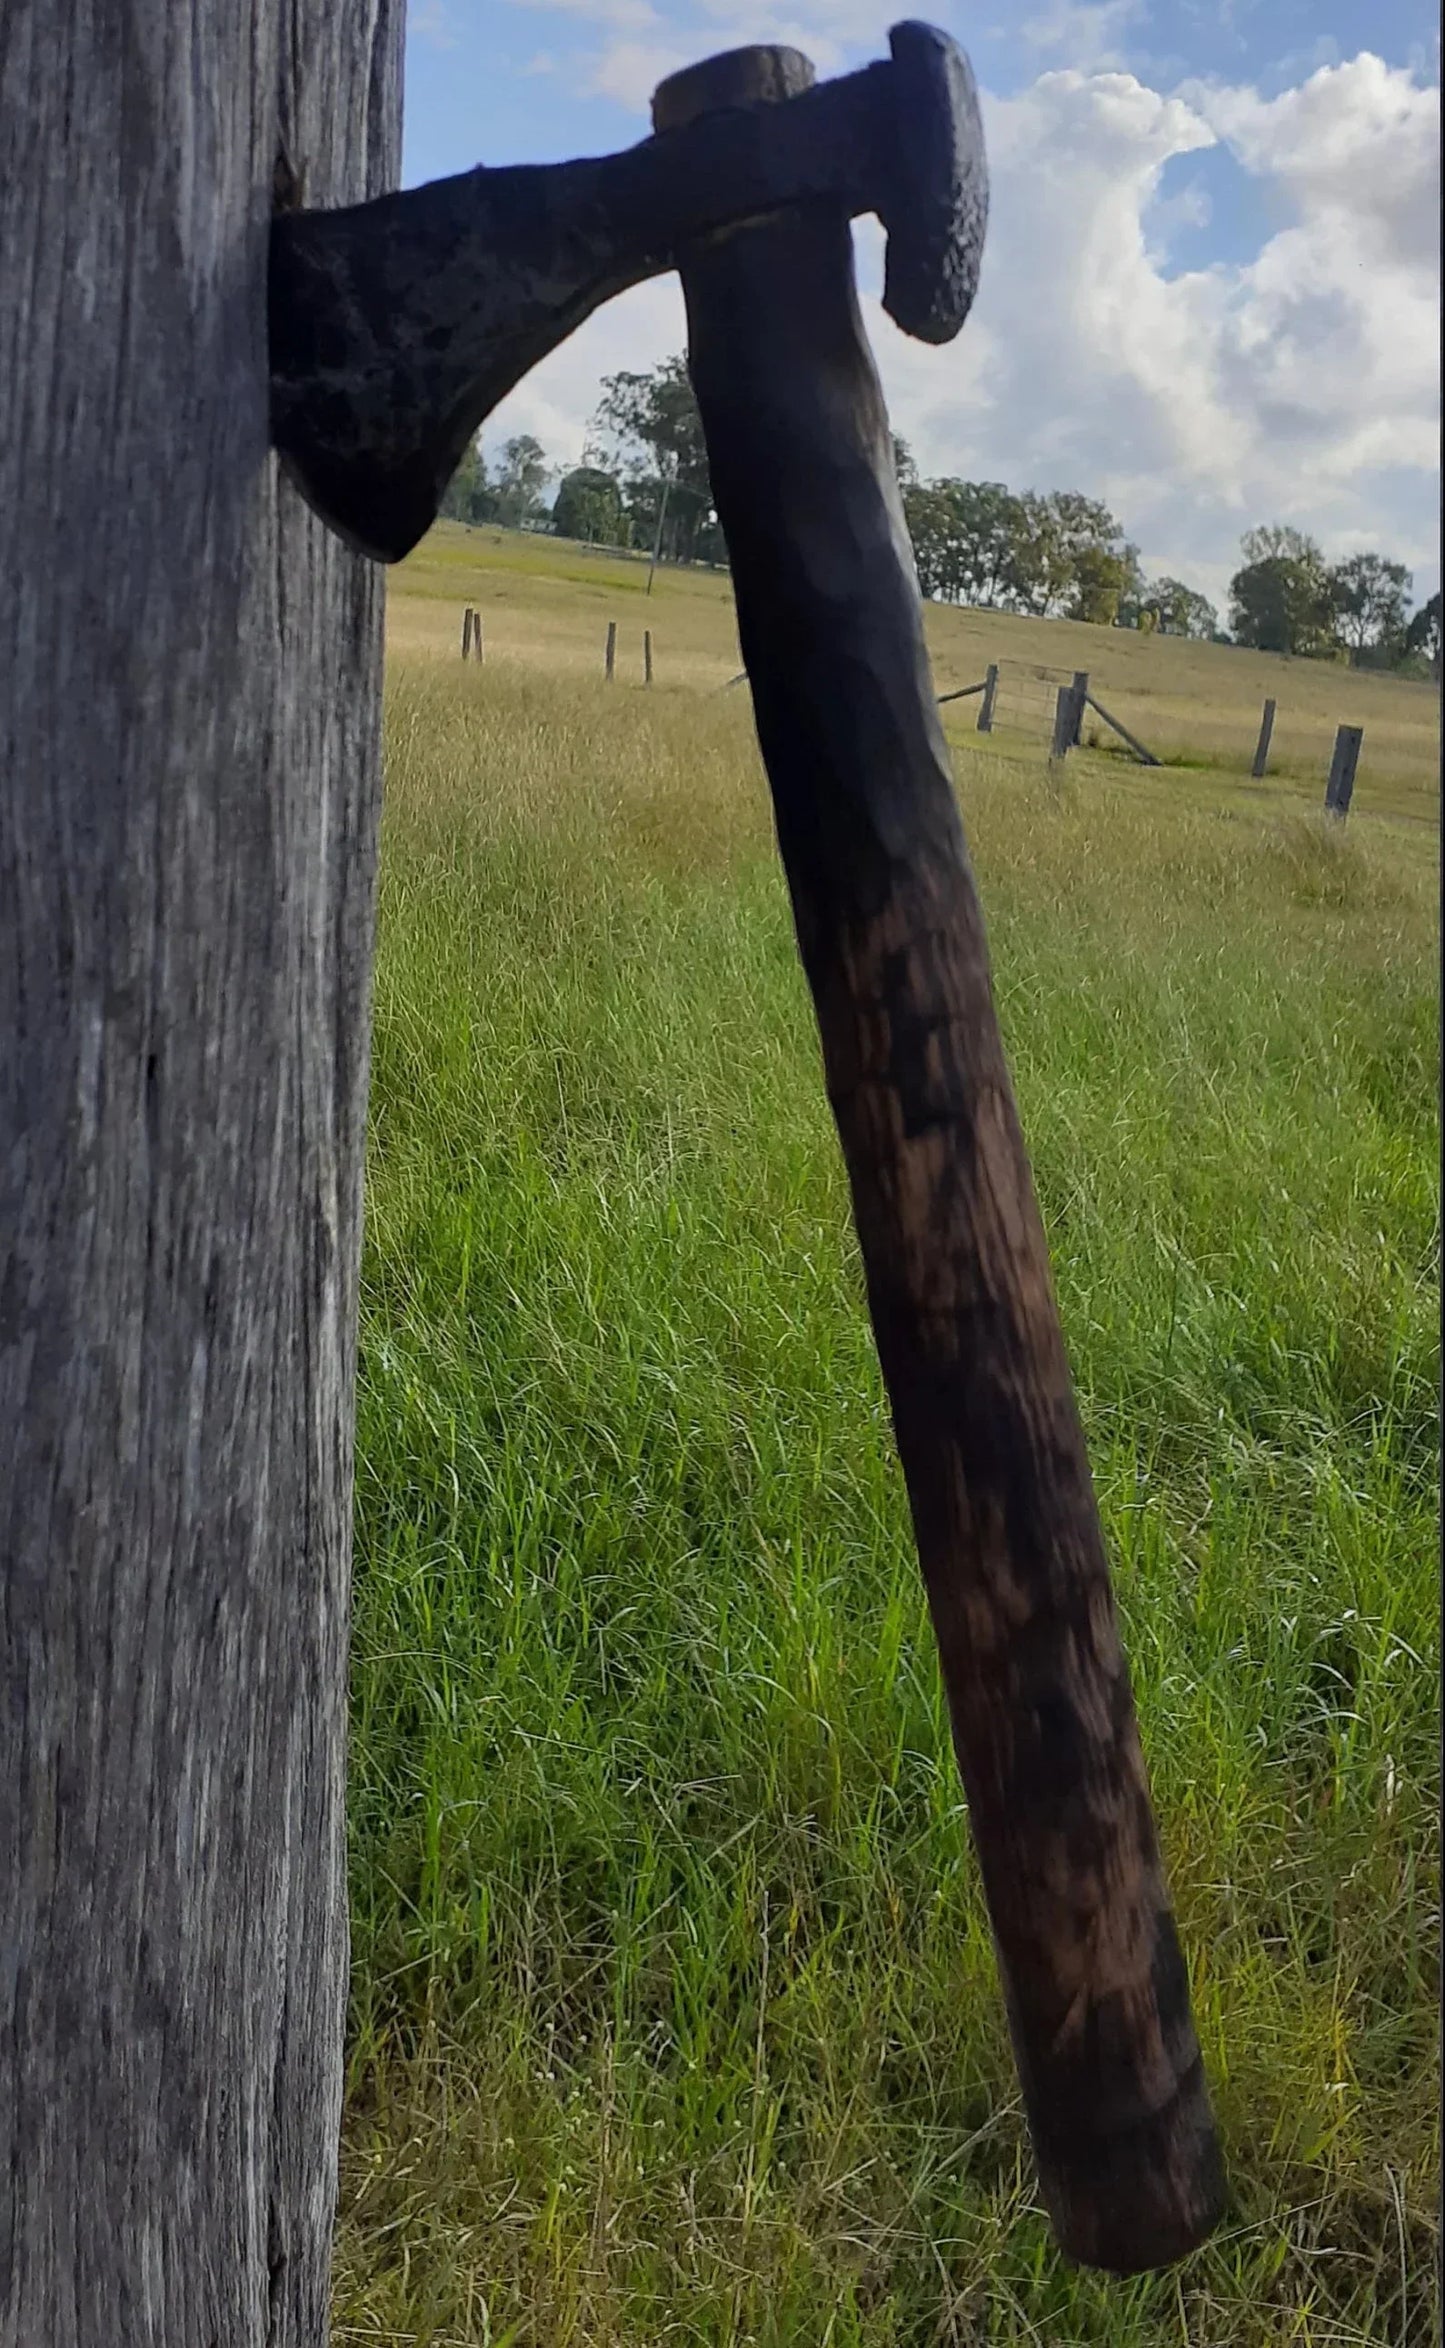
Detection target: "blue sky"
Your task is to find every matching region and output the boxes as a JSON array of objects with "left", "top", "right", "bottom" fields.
[{"left": 401, "top": 2, "right": 1441, "bottom": 614}]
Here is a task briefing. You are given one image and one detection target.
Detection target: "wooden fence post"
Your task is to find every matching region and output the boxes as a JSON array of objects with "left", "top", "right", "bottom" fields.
[
  {"left": 644, "top": 628, "right": 653, "bottom": 686},
  {"left": 605, "top": 619, "right": 617, "bottom": 681},
  {"left": 1325, "top": 724, "right": 1363, "bottom": 820},
  {"left": 1251, "top": 698, "right": 1276, "bottom": 778},
  {"left": 2, "top": 0, "right": 402, "bottom": 2336},
  {"left": 1050, "top": 684, "right": 1076, "bottom": 762},
  {"left": 471, "top": 610, "right": 483, "bottom": 663},
  {"left": 1070, "top": 669, "right": 1089, "bottom": 746},
  {"left": 461, "top": 606, "right": 473, "bottom": 658},
  {"left": 976, "top": 661, "right": 998, "bottom": 733}
]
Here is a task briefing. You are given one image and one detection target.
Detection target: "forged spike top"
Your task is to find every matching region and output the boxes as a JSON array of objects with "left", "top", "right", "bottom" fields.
[{"left": 880, "top": 22, "right": 988, "bottom": 344}]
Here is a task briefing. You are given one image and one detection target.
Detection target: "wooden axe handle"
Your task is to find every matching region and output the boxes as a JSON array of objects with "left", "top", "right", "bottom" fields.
[{"left": 656, "top": 52, "right": 1225, "bottom": 2275}]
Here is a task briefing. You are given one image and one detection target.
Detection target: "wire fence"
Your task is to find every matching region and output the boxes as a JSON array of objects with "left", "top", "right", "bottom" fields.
[{"left": 991, "top": 663, "right": 1080, "bottom": 740}]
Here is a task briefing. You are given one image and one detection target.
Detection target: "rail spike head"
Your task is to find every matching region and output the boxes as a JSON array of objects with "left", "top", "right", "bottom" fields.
[{"left": 880, "top": 22, "right": 989, "bottom": 345}]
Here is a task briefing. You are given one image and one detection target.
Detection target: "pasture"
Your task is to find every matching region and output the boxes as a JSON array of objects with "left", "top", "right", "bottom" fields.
[{"left": 335, "top": 526, "right": 1438, "bottom": 2345}]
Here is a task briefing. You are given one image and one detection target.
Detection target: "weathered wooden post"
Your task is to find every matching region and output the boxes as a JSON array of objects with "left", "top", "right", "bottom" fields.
[
  {"left": 1051, "top": 682, "right": 1077, "bottom": 762},
  {"left": 976, "top": 659, "right": 999, "bottom": 732},
  {"left": 1325, "top": 723, "right": 1363, "bottom": 819},
  {"left": 1, "top": 4, "right": 402, "bottom": 2341},
  {"left": 1069, "top": 668, "right": 1089, "bottom": 745},
  {"left": 605, "top": 618, "right": 618, "bottom": 680},
  {"left": 1251, "top": 697, "right": 1276, "bottom": 778},
  {"left": 644, "top": 626, "right": 654, "bottom": 685}
]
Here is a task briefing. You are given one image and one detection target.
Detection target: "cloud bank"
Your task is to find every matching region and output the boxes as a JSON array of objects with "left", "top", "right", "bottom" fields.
[{"left": 480, "top": 40, "right": 1441, "bottom": 612}]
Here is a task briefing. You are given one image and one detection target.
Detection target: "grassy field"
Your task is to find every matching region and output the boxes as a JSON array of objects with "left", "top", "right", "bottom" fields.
[
  {"left": 335, "top": 529, "right": 1438, "bottom": 2345},
  {"left": 390, "top": 524, "right": 1441, "bottom": 829}
]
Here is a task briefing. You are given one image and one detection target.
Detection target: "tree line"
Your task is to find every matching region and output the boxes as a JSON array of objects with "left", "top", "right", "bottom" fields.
[
  {"left": 441, "top": 355, "right": 724, "bottom": 568},
  {"left": 441, "top": 357, "right": 1441, "bottom": 678}
]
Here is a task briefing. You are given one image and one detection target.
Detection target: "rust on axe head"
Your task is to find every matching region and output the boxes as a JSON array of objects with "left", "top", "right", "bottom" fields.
[{"left": 267, "top": 22, "right": 986, "bottom": 562}]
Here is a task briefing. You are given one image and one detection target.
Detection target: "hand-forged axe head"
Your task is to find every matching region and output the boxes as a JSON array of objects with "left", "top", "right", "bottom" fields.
[{"left": 269, "top": 21, "right": 988, "bottom": 563}]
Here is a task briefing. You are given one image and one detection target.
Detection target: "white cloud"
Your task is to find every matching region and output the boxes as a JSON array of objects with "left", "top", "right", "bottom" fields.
[
  {"left": 1020, "top": 1, "right": 1148, "bottom": 73},
  {"left": 587, "top": 36, "right": 694, "bottom": 107},
  {"left": 481, "top": 275, "right": 690, "bottom": 473},
  {"left": 1186, "top": 52, "right": 1439, "bottom": 276},
  {"left": 508, "top": 0, "right": 906, "bottom": 108},
  {"left": 480, "top": 49, "right": 1441, "bottom": 609}
]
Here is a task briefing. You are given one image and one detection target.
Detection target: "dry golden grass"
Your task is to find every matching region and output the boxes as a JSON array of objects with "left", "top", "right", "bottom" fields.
[{"left": 390, "top": 522, "right": 1440, "bottom": 832}]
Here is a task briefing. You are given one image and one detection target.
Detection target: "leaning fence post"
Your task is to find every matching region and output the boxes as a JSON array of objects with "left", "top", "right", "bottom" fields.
[
  {"left": 644, "top": 628, "right": 653, "bottom": 686},
  {"left": 976, "top": 660, "right": 998, "bottom": 733},
  {"left": 461, "top": 606, "right": 474, "bottom": 659},
  {"left": 605, "top": 619, "right": 617, "bottom": 681},
  {"left": 1070, "top": 669, "right": 1089, "bottom": 746},
  {"left": 1251, "top": 697, "right": 1276, "bottom": 778},
  {"left": 1325, "top": 723, "right": 1363, "bottom": 820}
]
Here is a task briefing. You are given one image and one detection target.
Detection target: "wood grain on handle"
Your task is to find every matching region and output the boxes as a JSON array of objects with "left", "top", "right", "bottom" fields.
[{"left": 655, "top": 50, "right": 1226, "bottom": 2274}]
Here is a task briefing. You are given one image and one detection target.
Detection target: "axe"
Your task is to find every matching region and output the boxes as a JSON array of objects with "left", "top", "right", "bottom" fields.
[{"left": 270, "top": 22, "right": 1226, "bottom": 2274}]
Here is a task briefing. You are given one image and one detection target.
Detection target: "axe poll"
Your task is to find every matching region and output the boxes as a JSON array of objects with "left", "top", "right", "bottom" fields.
[{"left": 268, "top": 20, "right": 1226, "bottom": 2274}]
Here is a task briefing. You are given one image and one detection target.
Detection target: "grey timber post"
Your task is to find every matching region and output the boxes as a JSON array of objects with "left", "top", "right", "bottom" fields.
[
  {"left": 0, "top": 3, "right": 402, "bottom": 2339},
  {"left": 1325, "top": 724, "right": 1363, "bottom": 819}
]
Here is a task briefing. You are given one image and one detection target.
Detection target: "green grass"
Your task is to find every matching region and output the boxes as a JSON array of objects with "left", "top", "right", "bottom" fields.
[{"left": 336, "top": 662, "right": 1438, "bottom": 2346}]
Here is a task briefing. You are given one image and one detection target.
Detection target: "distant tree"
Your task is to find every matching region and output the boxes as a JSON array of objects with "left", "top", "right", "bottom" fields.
[
  {"left": 949, "top": 481, "right": 1023, "bottom": 606},
  {"left": 900, "top": 480, "right": 951, "bottom": 599},
  {"left": 1001, "top": 490, "right": 1069, "bottom": 615},
  {"left": 1067, "top": 542, "right": 1141, "bottom": 626},
  {"left": 1230, "top": 526, "right": 1338, "bottom": 657},
  {"left": 591, "top": 358, "right": 715, "bottom": 567},
  {"left": 902, "top": 478, "right": 1020, "bottom": 606},
  {"left": 901, "top": 476, "right": 1139, "bottom": 618},
  {"left": 1329, "top": 551, "right": 1412, "bottom": 659},
  {"left": 1402, "top": 589, "right": 1441, "bottom": 677},
  {"left": 1229, "top": 558, "right": 1303, "bottom": 653},
  {"left": 552, "top": 465, "right": 630, "bottom": 547},
  {"left": 1239, "top": 523, "right": 1324, "bottom": 570},
  {"left": 439, "top": 435, "right": 497, "bottom": 526},
  {"left": 1002, "top": 490, "right": 1133, "bottom": 619},
  {"left": 493, "top": 433, "right": 551, "bottom": 530},
  {"left": 892, "top": 435, "right": 919, "bottom": 491},
  {"left": 1136, "top": 576, "right": 1218, "bottom": 640}
]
